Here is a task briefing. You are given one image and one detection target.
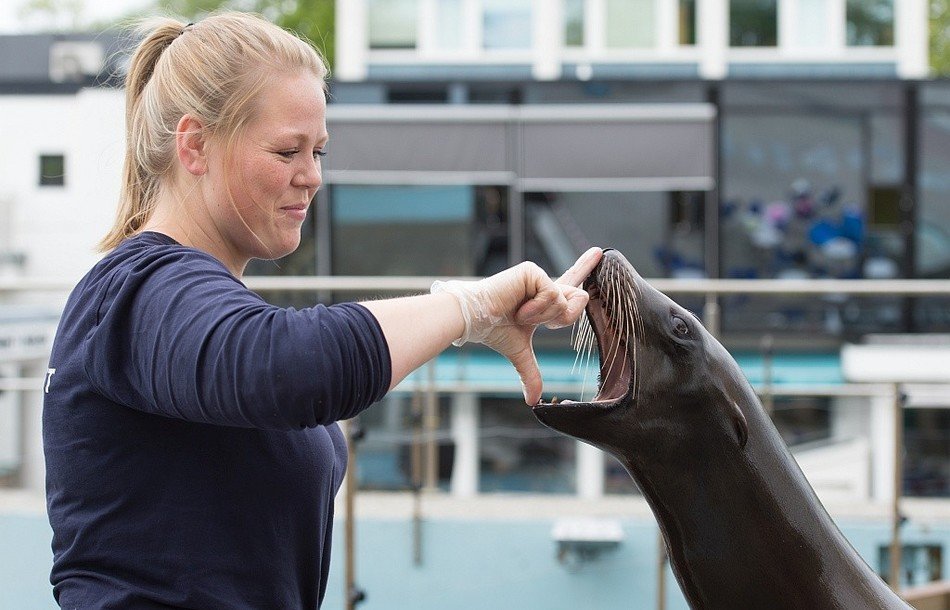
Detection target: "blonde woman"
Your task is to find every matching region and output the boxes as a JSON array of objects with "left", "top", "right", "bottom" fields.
[{"left": 42, "top": 12, "right": 601, "bottom": 609}]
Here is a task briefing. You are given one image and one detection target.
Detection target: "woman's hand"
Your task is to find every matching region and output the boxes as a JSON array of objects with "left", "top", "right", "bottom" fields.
[{"left": 432, "top": 247, "right": 602, "bottom": 404}]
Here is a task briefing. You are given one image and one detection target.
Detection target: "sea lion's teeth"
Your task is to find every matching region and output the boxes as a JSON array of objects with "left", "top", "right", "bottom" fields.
[{"left": 560, "top": 399, "right": 576, "bottom": 404}]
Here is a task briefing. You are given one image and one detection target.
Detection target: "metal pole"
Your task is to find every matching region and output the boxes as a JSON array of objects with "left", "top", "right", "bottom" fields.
[
  {"left": 888, "top": 384, "right": 904, "bottom": 591},
  {"left": 703, "top": 292, "right": 721, "bottom": 339},
  {"left": 343, "top": 418, "right": 360, "bottom": 610},
  {"left": 424, "top": 361, "right": 439, "bottom": 490},
  {"left": 411, "top": 386, "right": 424, "bottom": 566},
  {"left": 900, "top": 83, "right": 919, "bottom": 331}
]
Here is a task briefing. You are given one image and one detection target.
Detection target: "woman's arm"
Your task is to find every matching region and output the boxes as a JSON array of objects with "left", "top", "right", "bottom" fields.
[{"left": 361, "top": 247, "right": 602, "bottom": 404}]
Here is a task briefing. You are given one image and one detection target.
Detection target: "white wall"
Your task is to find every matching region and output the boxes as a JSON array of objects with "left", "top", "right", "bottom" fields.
[{"left": 0, "top": 88, "right": 125, "bottom": 283}]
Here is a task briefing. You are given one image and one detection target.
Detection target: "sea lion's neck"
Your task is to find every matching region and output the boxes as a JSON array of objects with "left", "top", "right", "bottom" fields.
[{"left": 628, "top": 404, "right": 907, "bottom": 609}]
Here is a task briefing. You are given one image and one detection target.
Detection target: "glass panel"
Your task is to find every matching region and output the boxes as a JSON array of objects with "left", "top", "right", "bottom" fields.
[
  {"left": 479, "top": 395, "right": 576, "bottom": 493},
  {"left": 879, "top": 545, "right": 944, "bottom": 588},
  {"left": 524, "top": 191, "right": 706, "bottom": 280},
  {"left": 368, "top": 0, "right": 418, "bottom": 49},
  {"left": 720, "top": 90, "right": 914, "bottom": 338},
  {"left": 915, "top": 107, "right": 950, "bottom": 329},
  {"left": 769, "top": 396, "right": 831, "bottom": 446},
  {"left": 730, "top": 0, "right": 777, "bottom": 47},
  {"left": 39, "top": 154, "right": 65, "bottom": 186},
  {"left": 679, "top": 0, "right": 697, "bottom": 46},
  {"left": 0, "top": 364, "right": 18, "bottom": 486},
  {"left": 847, "top": 0, "right": 894, "bottom": 47},
  {"left": 331, "top": 184, "right": 509, "bottom": 277},
  {"left": 356, "top": 394, "right": 453, "bottom": 491},
  {"left": 904, "top": 409, "right": 950, "bottom": 497},
  {"left": 721, "top": 113, "right": 864, "bottom": 282},
  {"left": 245, "top": 210, "right": 319, "bottom": 309},
  {"left": 871, "top": 114, "right": 904, "bottom": 185},
  {"left": 435, "top": 0, "right": 464, "bottom": 50},
  {"left": 564, "top": 0, "right": 584, "bottom": 47},
  {"left": 796, "top": 0, "right": 828, "bottom": 48},
  {"left": 605, "top": 455, "right": 640, "bottom": 495},
  {"left": 483, "top": 0, "right": 532, "bottom": 50},
  {"left": 606, "top": 0, "right": 656, "bottom": 48}
]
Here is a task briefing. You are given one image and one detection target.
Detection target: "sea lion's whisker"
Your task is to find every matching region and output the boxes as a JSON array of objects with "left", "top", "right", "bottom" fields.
[{"left": 581, "top": 319, "right": 596, "bottom": 401}]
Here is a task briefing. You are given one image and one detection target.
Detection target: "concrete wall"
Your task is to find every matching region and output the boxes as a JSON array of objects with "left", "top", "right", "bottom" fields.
[{"left": 5, "top": 493, "right": 950, "bottom": 610}]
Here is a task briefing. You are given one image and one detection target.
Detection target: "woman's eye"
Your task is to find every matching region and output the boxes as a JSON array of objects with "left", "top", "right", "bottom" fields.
[
  {"left": 672, "top": 315, "right": 690, "bottom": 336},
  {"left": 278, "top": 150, "right": 297, "bottom": 159},
  {"left": 313, "top": 149, "right": 327, "bottom": 159}
]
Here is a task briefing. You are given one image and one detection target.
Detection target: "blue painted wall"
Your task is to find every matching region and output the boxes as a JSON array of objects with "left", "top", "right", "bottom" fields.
[
  {"left": 5, "top": 509, "right": 949, "bottom": 609},
  {"left": 0, "top": 513, "right": 57, "bottom": 610}
]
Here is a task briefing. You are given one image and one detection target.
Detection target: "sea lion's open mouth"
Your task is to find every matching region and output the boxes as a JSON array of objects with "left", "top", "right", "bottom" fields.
[{"left": 537, "top": 250, "right": 638, "bottom": 408}]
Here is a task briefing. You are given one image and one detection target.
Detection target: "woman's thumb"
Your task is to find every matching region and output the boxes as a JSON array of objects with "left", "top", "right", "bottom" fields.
[{"left": 507, "top": 340, "right": 542, "bottom": 405}]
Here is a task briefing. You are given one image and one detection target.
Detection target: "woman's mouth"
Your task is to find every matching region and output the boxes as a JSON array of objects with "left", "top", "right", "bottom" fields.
[{"left": 280, "top": 204, "right": 309, "bottom": 222}]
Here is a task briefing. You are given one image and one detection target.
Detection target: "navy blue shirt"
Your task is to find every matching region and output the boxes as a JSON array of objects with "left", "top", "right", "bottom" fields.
[{"left": 44, "top": 232, "right": 391, "bottom": 609}]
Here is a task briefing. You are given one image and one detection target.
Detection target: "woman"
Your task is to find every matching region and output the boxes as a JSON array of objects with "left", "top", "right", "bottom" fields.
[{"left": 43, "top": 12, "right": 601, "bottom": 609}]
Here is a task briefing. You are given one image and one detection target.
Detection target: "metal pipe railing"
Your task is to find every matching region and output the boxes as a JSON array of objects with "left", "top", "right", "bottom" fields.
[{"left": 4, "top": 276, "right": 950, "bottom": 295}]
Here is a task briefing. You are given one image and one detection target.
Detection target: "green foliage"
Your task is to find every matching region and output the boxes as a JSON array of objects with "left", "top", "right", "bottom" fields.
[
  {"left": 933, "top": 0, "right": 950, "bottom": 76},
  {"left": 152, "top": 0, "right": 335, "bottom": 68},
  {"left": 16, "top": 0, "right": 86, "bottom": 31}
]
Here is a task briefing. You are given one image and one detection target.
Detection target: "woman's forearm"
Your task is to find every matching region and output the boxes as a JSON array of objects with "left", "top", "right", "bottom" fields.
[{"left": 360, "top": 292, "right": 465, "bottom": 390}]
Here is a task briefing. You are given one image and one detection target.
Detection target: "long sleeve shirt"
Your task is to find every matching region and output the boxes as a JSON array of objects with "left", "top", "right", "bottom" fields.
[{"left": 44, "top": 231, "right": 391, "bottom": 609}]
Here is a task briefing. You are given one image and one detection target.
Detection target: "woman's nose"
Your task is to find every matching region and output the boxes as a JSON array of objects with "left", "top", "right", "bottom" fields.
[{"left": 293, "top": 156, "right": 322, "bottom": 192}]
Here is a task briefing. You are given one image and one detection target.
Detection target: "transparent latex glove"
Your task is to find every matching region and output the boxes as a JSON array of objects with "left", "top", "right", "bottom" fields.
[{"left": 431, "top": 247, "right": 602, "bottom": 404}]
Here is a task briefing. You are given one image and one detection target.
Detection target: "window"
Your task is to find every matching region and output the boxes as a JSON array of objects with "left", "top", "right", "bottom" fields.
[
  {"left": 39, "top": 154, "right": 65, "bottom": 187},
  {"left": 434, "top": 0, "right": 464, "bottom": 50},
  {"left": 878, "top": 544, "right": 943, "bottom": 588},
  {"left": 483, "top": 0, "right": 532, "bottom": 49},
  {"left": 606, "top": 0, "right": 656, "bottom": 48},
  {"left": 847, "top": 0, "right": 894, "bottom": 47},
  {"left": 904, "top": 409, "right": 950, "bottom": 497},
  {"left": 730, "top": 0, "right": 777, "bottom": 47},
  {"left": 679, "top": 0, "right": 697, "bottom": 46},
  {"left": 720, "top": 82, "right": 911, "bottom": 338},
  {"left": 564, "top": 0, "right": 584, "bottom": 47},
  {"left": 331, "top": 184, "right": 508, "bottom": 277},
  {"left": 606, "top": 455, "right": 640, "bottom": 495},
  {"left": 368, "top": 0, "right": 418, "bottom": 49},
  {"left": 769, "top": 397, "right": 831, "bottom": 446},
  {"left": 355, "top": 394, "right": 453, "bottom": 491},
  {"left": 245, "top": 209, "right": 318, "bottom": 308},
  {"left": 524, "top": 191, "right": 705, "bottom": 280},
  {"left": 913, "top": 90, "right": 950, "bottom": 329},
  {"left": 479, "top": 395, "right": 576, "bottom": 493}
]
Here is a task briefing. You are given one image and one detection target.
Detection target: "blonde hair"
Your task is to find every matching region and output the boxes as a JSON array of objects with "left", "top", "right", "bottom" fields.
[{"left": 99, "top": 11, "right": 329, "bottom": 252}]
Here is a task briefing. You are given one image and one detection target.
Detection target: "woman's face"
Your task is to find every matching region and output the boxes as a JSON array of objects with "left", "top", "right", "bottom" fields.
[{"left": 201, "top": 70, "right": 327, "bottom": 273}]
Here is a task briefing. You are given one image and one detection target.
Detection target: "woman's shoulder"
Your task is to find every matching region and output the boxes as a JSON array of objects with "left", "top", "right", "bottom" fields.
[
  {"left": 72, "top": 232, "right": 246, "bottom": 308},
  {"left": 98, "top": 231, "right": 232, "bottom": 281}
]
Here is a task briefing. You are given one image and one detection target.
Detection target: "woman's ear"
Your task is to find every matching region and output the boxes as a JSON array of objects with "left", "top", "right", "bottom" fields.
[{"left": 175, "top": 114, "right": 207, "bottom": 176}]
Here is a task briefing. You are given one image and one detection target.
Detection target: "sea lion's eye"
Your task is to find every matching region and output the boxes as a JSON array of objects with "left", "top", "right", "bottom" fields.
[{"left": 672, "top": 315, "right": 690, "bottom": 336}]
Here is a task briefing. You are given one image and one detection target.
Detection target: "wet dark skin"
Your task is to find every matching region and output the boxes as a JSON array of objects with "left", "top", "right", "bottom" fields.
[{"left": 533, "top": 249, "right": 911, "bottom": 610}]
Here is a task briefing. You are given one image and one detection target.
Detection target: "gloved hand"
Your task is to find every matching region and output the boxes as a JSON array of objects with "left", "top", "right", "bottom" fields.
[{"left": 431, "top": 247, "right": 602, "bottom": 404}]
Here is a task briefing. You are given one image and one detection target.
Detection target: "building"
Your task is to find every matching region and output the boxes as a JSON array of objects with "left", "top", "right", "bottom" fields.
[{"left": 0, "top": 2, "right": 948, "bottom": 608}]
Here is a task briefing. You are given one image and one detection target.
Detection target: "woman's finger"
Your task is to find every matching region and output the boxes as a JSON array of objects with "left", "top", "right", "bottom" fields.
[
  {"left": 543, "top": 286, "right": 589, "bottom": 329},
  {"left": 557, "top": 247, "right": 602, "bottom": 287}
]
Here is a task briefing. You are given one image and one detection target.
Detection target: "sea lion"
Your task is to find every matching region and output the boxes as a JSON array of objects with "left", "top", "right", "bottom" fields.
[{"left": 532, "top": 248, "right": 910, "bottom": 610}]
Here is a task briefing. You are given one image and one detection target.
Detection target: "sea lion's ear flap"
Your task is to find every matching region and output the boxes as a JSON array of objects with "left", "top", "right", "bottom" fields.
[{"left": 729, "top": 401, "right": 748, "bottom": 449}]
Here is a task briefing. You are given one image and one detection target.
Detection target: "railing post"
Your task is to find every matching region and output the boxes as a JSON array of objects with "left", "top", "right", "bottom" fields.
[
  {"left": 702, "top": 292, "right": 720, "bottom": 338},
  {"left": 888, "top": 384, "right": 906, "bottom": 591}
]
